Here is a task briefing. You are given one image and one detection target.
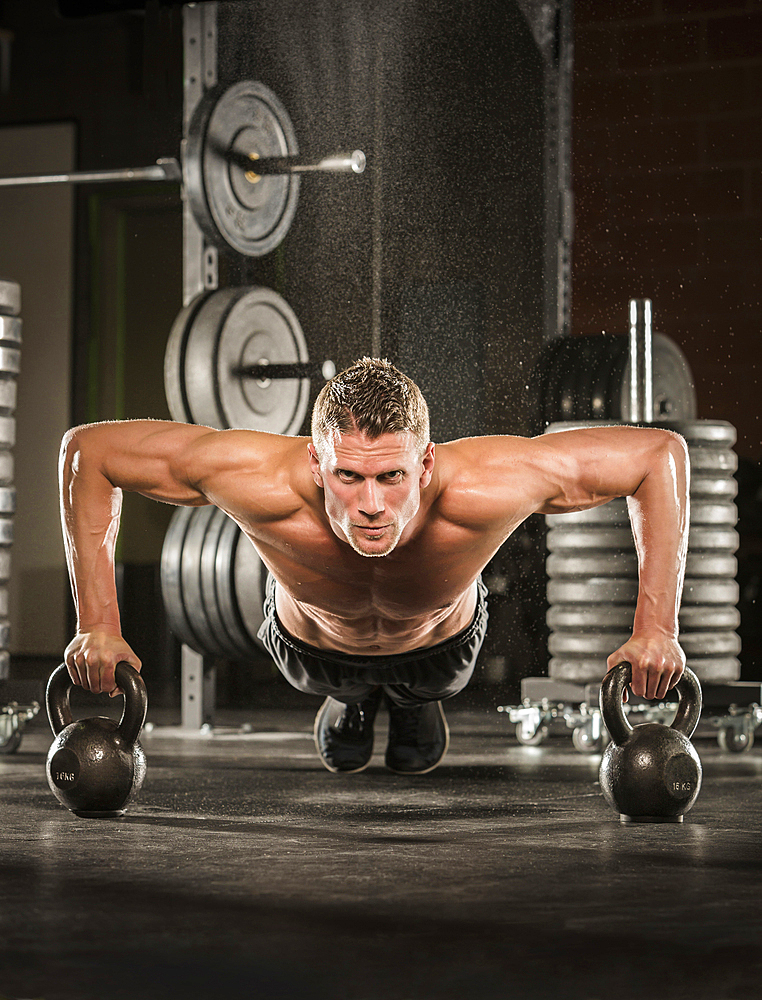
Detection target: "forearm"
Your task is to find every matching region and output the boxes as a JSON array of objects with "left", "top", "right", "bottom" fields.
[
  {"left": 628, "top": 430, "right": 690, "bottom": 637},
  {"left": 59, "top": 427, "right": 124, "bottom": 633}
]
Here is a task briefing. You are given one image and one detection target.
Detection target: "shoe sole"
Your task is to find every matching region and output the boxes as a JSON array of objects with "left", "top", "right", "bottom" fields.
[
  {"left": 385, "top": 701, "right": 450, "bottom": 775},
  {"left": 313, "top": 698, "right": 373, "bottom": 774}
]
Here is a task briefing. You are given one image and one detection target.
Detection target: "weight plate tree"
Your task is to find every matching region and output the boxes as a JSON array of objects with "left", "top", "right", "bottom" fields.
[
  {"left": 185, "top": 79, "right": 301, "bottom": 258},
  {"left": 544, "top": 419, "right": 741, "bottom": 685},
  {"left": 161, "top": 505, "right": 267, "bottom": 662},
  {"left": 0, "top": 280, "right": 19, "bottom": 693},
  {"left": 164, "top": 286, "right": 312, "bottom": 435}
]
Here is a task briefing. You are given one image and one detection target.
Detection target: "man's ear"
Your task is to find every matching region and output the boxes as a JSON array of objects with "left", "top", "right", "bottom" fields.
[
  {"left": 307, "top": 442, "right": 324, "bottom": 488},
  {"left": 420, "top": 442, "right": 435, "bottom": 488}
]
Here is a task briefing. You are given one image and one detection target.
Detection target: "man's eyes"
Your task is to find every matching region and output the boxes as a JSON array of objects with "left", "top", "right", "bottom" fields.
[{"left": 336, "top": 471, "right": 403, "bottom": 482}]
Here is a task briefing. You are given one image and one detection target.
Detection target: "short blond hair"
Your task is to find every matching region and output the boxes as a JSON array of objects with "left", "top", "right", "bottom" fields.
[{"left": 311, "top": 358, "right": 430, "bottom": 457}]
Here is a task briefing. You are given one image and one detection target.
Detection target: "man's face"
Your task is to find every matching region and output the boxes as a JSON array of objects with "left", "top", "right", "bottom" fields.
[{"left": 308, "top": 430, "right": 435, "bottom": 558}]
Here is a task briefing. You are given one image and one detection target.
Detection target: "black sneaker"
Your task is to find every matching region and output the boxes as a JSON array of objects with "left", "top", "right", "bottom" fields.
[
  {"left": 313, "top": 688, "right": 382, "bottom": 773},
  {"left": 385, "top": 699, "right": 450, "bottom": 774}
]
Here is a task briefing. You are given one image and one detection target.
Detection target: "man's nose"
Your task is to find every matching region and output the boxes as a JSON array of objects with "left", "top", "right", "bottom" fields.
[{"left": 358, "top": 479, "right": 384, "bottom": 516}]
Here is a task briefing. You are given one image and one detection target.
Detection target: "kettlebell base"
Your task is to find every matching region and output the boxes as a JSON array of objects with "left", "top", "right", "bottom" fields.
[
  {"left": 620, "top": 813, "right": 684, "bottom": 824},
  {"left": 71, "top": 808, "right": 126, "bottom": 819}
]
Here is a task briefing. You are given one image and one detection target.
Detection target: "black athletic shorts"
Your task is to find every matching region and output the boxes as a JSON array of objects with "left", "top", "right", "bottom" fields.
[{"left": 257, "top": 575, "right": 489, "bottom": 707}]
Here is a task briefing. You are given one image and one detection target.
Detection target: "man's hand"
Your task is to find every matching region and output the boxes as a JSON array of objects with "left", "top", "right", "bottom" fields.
[
  {"left": 606, "top": 630, "right": 686, "bottom": 700},
  {"left": 64, "top": 627, "right": 142, "bottom": 697}
]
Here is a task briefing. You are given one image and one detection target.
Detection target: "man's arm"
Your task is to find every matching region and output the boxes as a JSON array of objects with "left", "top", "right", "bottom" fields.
[
  {"left": 533, "top": 425, "right": 690, "bottom": 699},
  {"left": 59, "top": 419, "right": 216, "bottom": 694},
  {"left": 58, "top": 419, "right": 288, "bottom": 695}
]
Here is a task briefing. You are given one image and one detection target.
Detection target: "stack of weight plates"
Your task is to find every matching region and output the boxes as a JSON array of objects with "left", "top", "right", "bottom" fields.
[
  {"left": 534, "top": 332, "right": 697, "bottom": 430},
  {"left": 545, "top": 420, "right": 741, "bottom": 685},
  {"left": 0, "top": 281, "right": 19, "bottom": 683},
  {"left": 160, "top": 505, "right": 267, "bottom": 661}
]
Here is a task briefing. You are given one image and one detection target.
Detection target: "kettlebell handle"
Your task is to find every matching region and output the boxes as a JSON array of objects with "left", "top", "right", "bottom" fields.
[
  {"left": 600, "top": 661, "right": 702, "bottom": 747},
  {"left": 46, "top": 661, "right": 148, "bottom": 747}
]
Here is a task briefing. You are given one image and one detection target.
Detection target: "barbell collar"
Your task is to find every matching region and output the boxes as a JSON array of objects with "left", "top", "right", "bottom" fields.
[
  {"left": 232, "top": 359, "right": 336, "bottom": 382},
  {"left": 233, "top": 150, "right": 366, "bottom": 178},
  {"left": 0, "top": 158, "right": 181, "bottom": 188}
]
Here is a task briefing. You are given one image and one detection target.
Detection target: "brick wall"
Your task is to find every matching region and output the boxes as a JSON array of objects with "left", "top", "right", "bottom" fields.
[{"left": 572, "top": 0, "right": 762, "bottom": 458}]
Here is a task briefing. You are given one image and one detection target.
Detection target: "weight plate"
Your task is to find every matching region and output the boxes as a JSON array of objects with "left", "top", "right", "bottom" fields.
[
  {"left": 549, "top": 632, "right": 631, "bottom": 656},
  {"left": 160, "top": 506, "right": 199, "bottom": 652},
  {"left": 547, "top": 524, "right": 738, "bottom": 552},
  {"left": 546, "top": 499, "right": 629, "bottom": 528},
  {"left": 543, "top": 340, "right": 577, "bottom": 427},
  {"left": 0, "top": 452, "right": 13, "bottom": 486},
  {"left": 547, "top": 499, "right": 737, "bottom": 529},
  {"left": 680, "top": 631, "right": 742, "bottom": 657},
  {"left": 555, "top": 339, "right": 586, "bottom": 421},
  {"left": 233, "top": 531, "right": 267, "bottom": 649},
  {"left": 0, "top": 348, "right": 20, "bottom": 376},
  {"left": 181, "top": 505, "right": 230, "bottom": 659},
  {"left": 690, "top": 475, "right": 738, "bottom": 500},
  {"left": 681, "top": 578, "right": 740, "bottom": 605},
  {"left": 0, "top": 586, "right": 8, "bottom": 617},
  {"left": 0, "top": 380, "right": 17, "bottom": 415},
  {"left": 684, "top": 658, "right": 740, "bottom": 683},
  {"left": 180, "top": 287, "right": 310, "bottom": 435},
  {"left": 215, "top": 287, "right": 310, "bottom": 434},
  {"left": 0, "top": 549, "right": 11, "bottom": 581},
  {"left": 591, "top": 335, "right": 622, "bottom": 419},
  {"left": 688, "top": 448, "right": 738, "bottom": 474},
  {"left": 164, "top": 294, "right": 210, "bottom": 424},
  {"left": 549, "top": 630, "right": 741, "bottom": 658},
  {"left": 686, "top": 526, "right": 739, "bottom": 552},
  {"left": 0, "top": 650, "right": 8, "bottom": 679},
  {"left": 0, "top": 316, "right": 21, "bottom": 346},
  {"left": 547, "top": 604, "right": 740, "bottom": 634},
  {"left": 547, "top": 551, "right": 737, "bottom": 578},
  {"left": 690, "top": 501, "right": 737, "bottom": 526},
  {"left": 548, "top": 578, "right": 638, "bottom": 604},
  {"left": 186, "top": 80, "right": 300, "bottom": 258},
  {"left": 548, "top": 605, "right": 635, "bottom": 631},
  {"left": 655, "top": 419, "right": 737, "bottom": 447},
  {"left": 0, "top": 518, "right": 13, "bottom": 545},
  {"left": 198, "top": 507, "right": 245, "bottom": 661},
  {"left": 0, "top": 282, "right": 20, "bottom": 317},
  {"left": 549, "top": 656, "right": 741, "bottom": 684},
  {"left": 215, "top": 514, "right": 259, "bottom": 659},
  {"left": 549, "top": 658, "right": 609, "bottom": 682},
  {"left": 0, "top": 417, "right": 14, "bottom": 449},
  {"left": 0, "top": 488, "right": 15, "bottom": 514},
  {"left": 679, "top": 605, "right": 741, "bottom": 630},
  {"left": 546, "top": 527, "right": 634, "bottom": 551}
]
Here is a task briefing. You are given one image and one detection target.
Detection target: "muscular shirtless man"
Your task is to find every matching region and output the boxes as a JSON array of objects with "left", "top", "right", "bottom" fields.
[{"left": 60, "top": 358, "right": 689, "bottom": 774}]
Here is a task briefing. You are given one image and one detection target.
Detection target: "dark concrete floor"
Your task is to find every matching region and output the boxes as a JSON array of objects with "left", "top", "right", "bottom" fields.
[{"left": 0, "top": 698, "right": 761, "bottom": 1000}]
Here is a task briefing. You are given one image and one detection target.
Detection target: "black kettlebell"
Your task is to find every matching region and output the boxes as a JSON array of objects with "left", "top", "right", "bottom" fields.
[
  {"left": 599, "top": 661, "right": 703, "bottom": 824},
  {"left": 46, "top": 661, "right": 147, "bottom": 818}
]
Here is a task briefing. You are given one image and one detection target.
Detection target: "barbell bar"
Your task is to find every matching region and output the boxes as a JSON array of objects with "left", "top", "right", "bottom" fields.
[
  {"left": 0, "top": 149, "right": 365, "bottom": 189},
  {"left": 231, "top": 359, "right": 337, "bottom": 383}
]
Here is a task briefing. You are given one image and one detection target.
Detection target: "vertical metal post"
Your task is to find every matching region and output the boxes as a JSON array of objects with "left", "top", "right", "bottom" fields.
[
  {"left": 628, "top": 298, "right": 653, "bottom": 424},
  {"left": 182, "top": 3, "right": 218, "bottom": 306},
  {"left": 179, "top": 3, "right": 219, "bottom": 729},
  {"left": 181, "top": 644, "right": 216, "bottom": 731}
]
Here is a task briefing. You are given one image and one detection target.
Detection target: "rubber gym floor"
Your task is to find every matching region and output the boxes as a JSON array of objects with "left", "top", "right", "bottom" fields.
[{"left": 0, "top": 687, "right": 760, "bottom": 1000}]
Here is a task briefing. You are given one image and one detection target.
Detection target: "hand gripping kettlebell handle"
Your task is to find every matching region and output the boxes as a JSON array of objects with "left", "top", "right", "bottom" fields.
[
  {"left": 46, "top": 661, "right": 148, "bottom": 747},
  {"left": 600, "top": 661, "right": 702, "bottom": 747}
]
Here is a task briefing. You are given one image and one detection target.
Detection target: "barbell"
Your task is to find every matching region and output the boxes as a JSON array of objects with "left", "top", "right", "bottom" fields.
[{"left": 0, "top": 79, "right": 365, "bottom": 259}]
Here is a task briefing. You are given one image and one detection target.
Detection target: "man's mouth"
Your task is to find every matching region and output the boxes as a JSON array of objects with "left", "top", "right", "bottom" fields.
[{"left": 354, "top": 524, "right": 389, "bottom": 536}]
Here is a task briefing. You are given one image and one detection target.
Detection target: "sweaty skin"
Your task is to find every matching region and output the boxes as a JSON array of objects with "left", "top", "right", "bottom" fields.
[{"left": 59, "top": 420, "right": 689, "bottom": 701}]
